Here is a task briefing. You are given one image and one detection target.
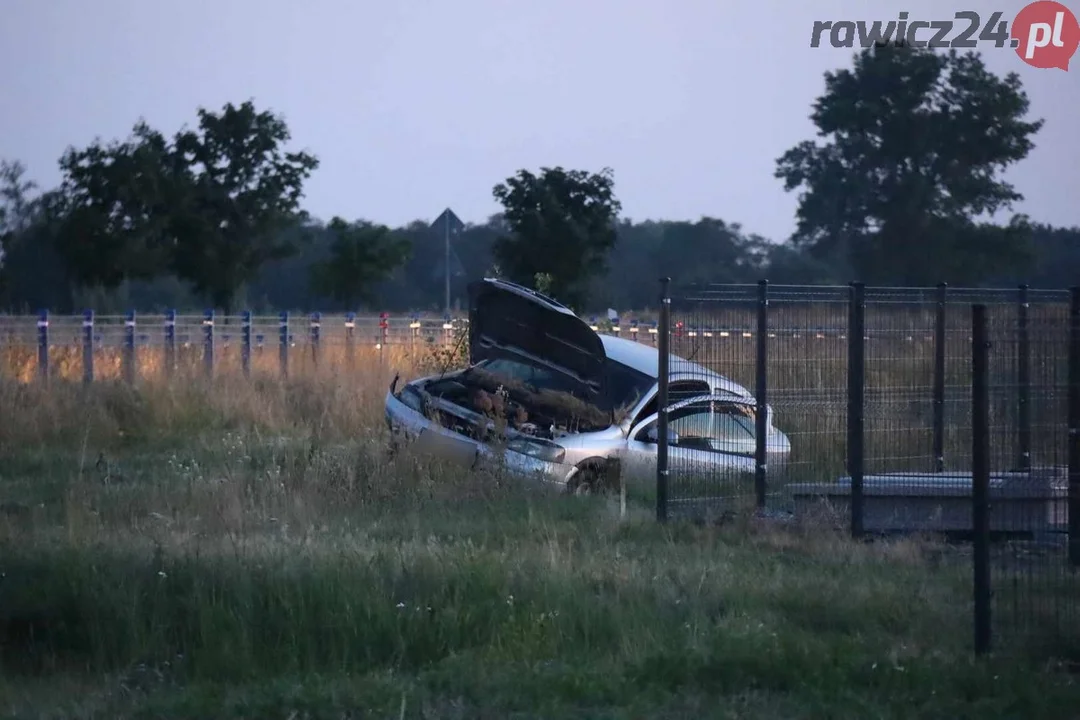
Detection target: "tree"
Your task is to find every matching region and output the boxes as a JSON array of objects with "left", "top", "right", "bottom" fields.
[
  {"left": 760, "top": 243, "right": 842, "bottom": 285},
  {"left": 652, "top": 218, "right": 764, "bottom": 287},
  {"left": 0, "top": 160, "right": 37, "bottom": 233},
  {"left": 492, "top": 166, "right": 621, "bottom": 308},
  {"left": 0, "top": 160, "right": 39, "bottom": 304},
  {"left": 52, "top": 122, "right": 176, "bottom": 290},
  {"left": 1, "top": 159, "right": 38, "bottom": 271},
  {"left": 310, "top": 217, "right": 411, "bottom": 308},
  {"left": 8, "top": 189, "right": 77, "bottom": 312},
  {"left": 169, "top": 101, "right": 319, "bottom": 311},
  {"left": 775, "top": 43, "right": 1043, "bottom": 285},
  {"left": 0, "top": 161, "right": 76, "bottom": 312},
  {"left": 993, "top": 223, "right": 1080, "bottom": 288}
]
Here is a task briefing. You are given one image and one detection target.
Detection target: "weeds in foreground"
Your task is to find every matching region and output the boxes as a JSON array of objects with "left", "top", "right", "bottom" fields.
[{"left": 0, "top": 372, "right": 1077, "bottom": 718}]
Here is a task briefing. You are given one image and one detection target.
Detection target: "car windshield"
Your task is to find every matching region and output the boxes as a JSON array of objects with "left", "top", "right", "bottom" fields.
[
  {"left": 474, "top": 358, "right": 573, "bottom": 393},
  {"left": 606, "top": 358, "right": 656, "bottom": 412}
]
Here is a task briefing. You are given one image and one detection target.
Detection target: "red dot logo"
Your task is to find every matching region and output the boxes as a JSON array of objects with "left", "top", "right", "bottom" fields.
[{"left": 1012, "top": 1, "right": 1080, "bottom": 70}]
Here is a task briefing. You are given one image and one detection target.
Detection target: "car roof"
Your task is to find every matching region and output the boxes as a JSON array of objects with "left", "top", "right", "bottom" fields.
[{"left": 598, "top": 334, "right": 752, "bottom": 398}]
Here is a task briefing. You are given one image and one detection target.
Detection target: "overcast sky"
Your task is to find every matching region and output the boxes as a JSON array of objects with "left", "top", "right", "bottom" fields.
[{"left": 2, "top": 0, "right": 1077, "bottom": 242}]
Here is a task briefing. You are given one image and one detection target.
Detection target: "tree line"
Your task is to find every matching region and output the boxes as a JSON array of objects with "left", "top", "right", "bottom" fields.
[{"left": 1, "top": 43, "right": 1077, "bottom": 316}]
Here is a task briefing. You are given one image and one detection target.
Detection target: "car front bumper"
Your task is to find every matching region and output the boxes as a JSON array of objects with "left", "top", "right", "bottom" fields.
[{"left": 384, "top": 391, "right": 575, "bottom": 487}]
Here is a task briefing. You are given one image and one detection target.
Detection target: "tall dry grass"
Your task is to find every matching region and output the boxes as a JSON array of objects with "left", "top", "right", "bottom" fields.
[{"left": 2, "top": 297, "right": 1071, "bottom": 490}]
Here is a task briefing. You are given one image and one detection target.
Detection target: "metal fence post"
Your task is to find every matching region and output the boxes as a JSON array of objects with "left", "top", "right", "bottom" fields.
[
  {"left": 241, "top": 311, "right": 252, "bottom": 378},
  {"left": 847, "top": 282, "right": 866, "bottom": 538},
  {"left": 310, "top": 312, "right": 321, "bottom": 368},
  {"left": 123, "top": 310, "right": 136, "bottom": 385},
  {"left": 971, "top": 303, "right": 992, "bottom": 655},
  {"left": 409, "top": 313, "right": 420, "bottom": 355},
  {"left": 36, "top": 309, "right": 48, "bottom": 384},
  {"left": 1068, "top": 287, "right": 1080, "bottom": 567},
  {"left": 754, "top": 280, "right": 769, "bottom": 510},
  {"left": 1016, "top": 285, "right": 1031, "bottom": 473},
  {"left": 382, "top": 313, "right": 392, "bottom": 364},
  {"left": 164, "top": 310, "right": 176, "bottom": 378},
  {"left": 345, "top": 312, "right": 356, "bottom": 370},
  {"left": 656, "top": 277, "right": 672, "bottom": 523},
  {"left": 279, "top": 311, "right": 289, "bottom": 379},
  {"left": 82, "top": 309, "right": 95, "bottom": 385},
  {"left": 933, "top": 282, "right": 948, "bottom": 473},
  {"left": 203, "top": 309, "right": 214, "bottom": 379}
]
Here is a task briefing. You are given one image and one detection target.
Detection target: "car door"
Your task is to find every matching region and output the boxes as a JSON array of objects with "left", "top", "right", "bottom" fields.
[
  {"left": 623, "top": 399, "right": 757, "bottom": 496},
  {"left": 622, "top": 413, "right": 666, "bottom": 487}
]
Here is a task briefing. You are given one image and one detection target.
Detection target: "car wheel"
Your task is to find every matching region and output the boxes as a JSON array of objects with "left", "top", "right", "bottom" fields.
[
  {"left": 567, "top": 464, "right": 617, "bottom": 496},
  {"left": 570, "top": 479, "right": 594, "bottom": 496}
]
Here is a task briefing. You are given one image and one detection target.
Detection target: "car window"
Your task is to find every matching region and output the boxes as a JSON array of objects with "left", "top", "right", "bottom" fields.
[
  {"left": 636, "top": 401, "right": 756, "bottom": 456},
  {"left": 481, "top": 357, "right": 654, "bottom": 411},
  {"left": 479, "top": 358, "right": 566, "bottom": 391},
  {"left": 607, "top": 359, "right": 656, "bottom": 414},
  {"left": 671, "top": 380, "right": 712, "bottom": 403}
]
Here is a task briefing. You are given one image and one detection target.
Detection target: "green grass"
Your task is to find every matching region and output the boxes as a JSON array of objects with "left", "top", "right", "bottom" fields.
[{"left": 0, "top": 378, "right": 1078, "bottom": 718}]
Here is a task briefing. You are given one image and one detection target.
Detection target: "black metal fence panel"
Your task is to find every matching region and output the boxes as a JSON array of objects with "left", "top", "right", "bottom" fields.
[
  {"left": 658, "top": 280, "right": 1078, "bottom": 656},
  {"left": 976, "top": 291, "right": 1077, "bottom": 655}
]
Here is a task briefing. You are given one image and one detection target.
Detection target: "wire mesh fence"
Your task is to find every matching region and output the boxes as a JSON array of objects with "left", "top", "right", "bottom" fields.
[
  {"left": 658, "top": 280, "right": 1079, "bottom": 656},
  {"left": 661, "top": 283, "right": 852, "bottom": 518},
  {"left": 973, "top": 295, "right": 1078, "bottom": 655}
]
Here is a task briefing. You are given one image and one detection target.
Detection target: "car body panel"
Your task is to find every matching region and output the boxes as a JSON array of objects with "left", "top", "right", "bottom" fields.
[
  {"left": 620, "top": 395, "right": 791, "bottom": 487},
  {"left": 599, "top": 334, "right": 754, "bottom": 399}
]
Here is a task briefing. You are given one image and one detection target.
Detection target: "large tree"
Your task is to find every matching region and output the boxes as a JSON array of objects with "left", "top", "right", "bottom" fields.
[
  {"left": 0, "top": 160, "right": 36, "bottom": 233},
  {"left": 492, "top": 166, "right": 621, "bottom": 309},
  {"left": 53, "top": 122, "right": 176, "bottom": 290},
  {"left": 775, "top": 44, "right": 1043, "bottom": 285},
  {"left": 309, "top": 217, "right": 411, "bottom": 308},
  {"left": 0, "top": 160, "right": 37, "bottom": 305},
  {"left": 0, "top": 160, "right": 35, "bottom": 273},
  {"left": 652, "top": 218, "right": 767, "bottom": 287},
  {"left": 169, "top": 101, "right": 320, "bottom": 311}
]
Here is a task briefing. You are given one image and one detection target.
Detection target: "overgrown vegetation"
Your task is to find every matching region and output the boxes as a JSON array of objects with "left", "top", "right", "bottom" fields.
[{"left": 0, "top": 348, "right": 1077, "bottom": 718}]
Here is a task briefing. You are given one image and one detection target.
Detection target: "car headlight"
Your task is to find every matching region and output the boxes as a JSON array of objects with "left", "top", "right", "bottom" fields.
[{"left": 505, "top": 437, "right": 566, "bottom": 463}]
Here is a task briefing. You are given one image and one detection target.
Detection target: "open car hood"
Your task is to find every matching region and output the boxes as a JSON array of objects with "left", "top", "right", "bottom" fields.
[{"left": 467, "top": 278, "right": 611, "bottom": 412}]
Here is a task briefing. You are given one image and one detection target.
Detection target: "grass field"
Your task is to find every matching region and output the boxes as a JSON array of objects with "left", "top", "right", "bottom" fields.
[{"left": 1, "top": 336, "right": 1078, "bottom": 719}]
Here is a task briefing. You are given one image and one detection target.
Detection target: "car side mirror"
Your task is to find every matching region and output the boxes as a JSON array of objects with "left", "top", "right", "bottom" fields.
[{"left": 644, "top": 426, "right": 679, "bottom": 445}]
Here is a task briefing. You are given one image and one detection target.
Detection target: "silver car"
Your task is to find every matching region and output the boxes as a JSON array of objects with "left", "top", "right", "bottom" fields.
[{"left": 384, "top": 278, "right": 792, "bottom": 494}]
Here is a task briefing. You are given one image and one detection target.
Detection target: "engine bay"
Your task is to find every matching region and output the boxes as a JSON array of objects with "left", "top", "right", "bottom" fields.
[
  {"left": 418, "top": 368, "right": 611, "bottom": 440},
  {"left": 421, "top": 378, "right": 558, "bottom": 440}
]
